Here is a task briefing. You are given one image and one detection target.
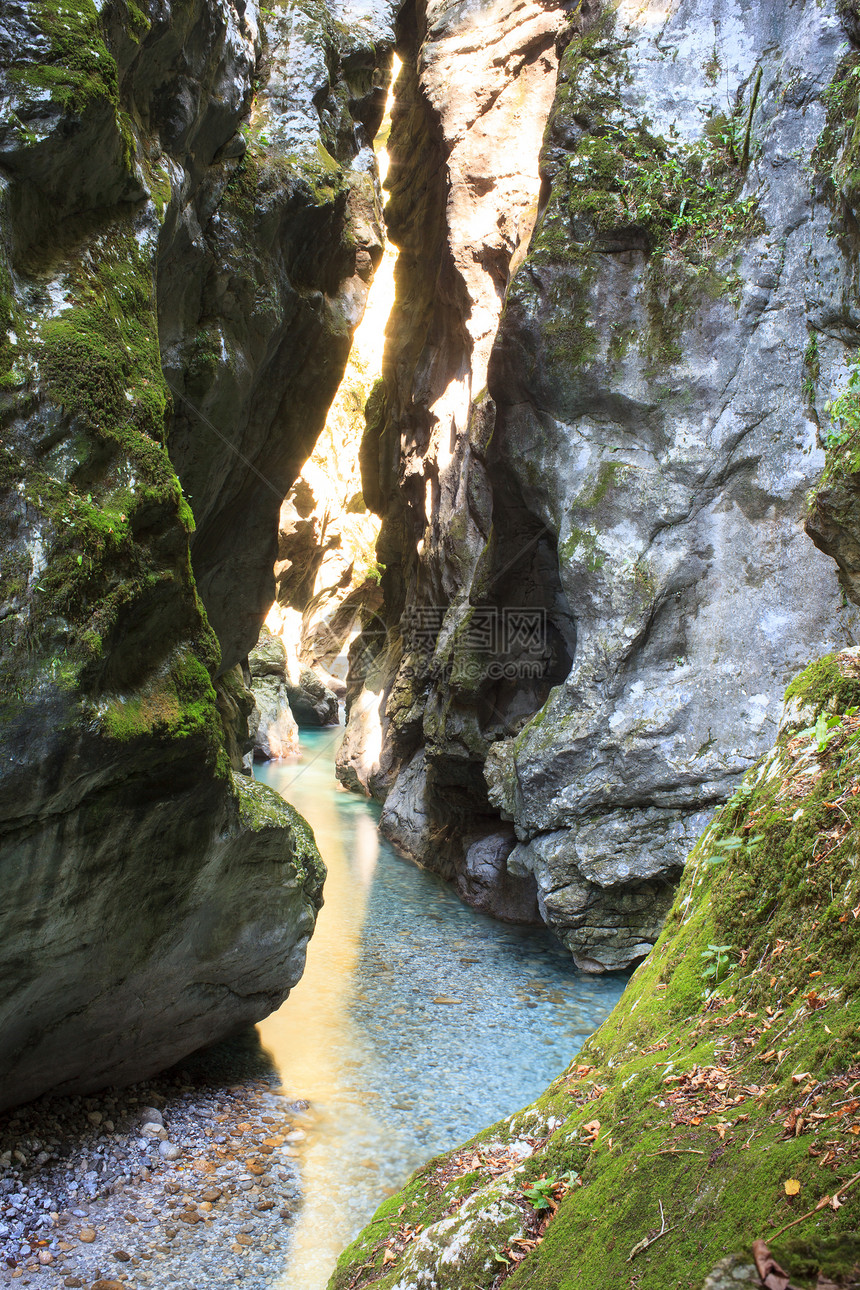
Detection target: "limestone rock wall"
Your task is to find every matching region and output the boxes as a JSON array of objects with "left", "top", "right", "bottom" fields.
[
  {"left": 336, "top": 0, "right": 573, "bottom": 884},
  {"left": 0, "top": 0, "right": 396, "bottom": 1106},
  {"left": 342, "top": 0, "right": 860, "bottom": 967}
]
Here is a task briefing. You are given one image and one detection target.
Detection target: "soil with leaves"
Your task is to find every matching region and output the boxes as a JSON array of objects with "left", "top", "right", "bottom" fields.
[{"left": 328, "top": 651, "right": 860, "bottom": 1290}]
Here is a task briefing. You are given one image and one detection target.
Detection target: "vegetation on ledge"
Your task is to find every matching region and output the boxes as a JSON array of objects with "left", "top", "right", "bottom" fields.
[{"left": 328, "top": 651, "right": 860, "bottom": 1290}]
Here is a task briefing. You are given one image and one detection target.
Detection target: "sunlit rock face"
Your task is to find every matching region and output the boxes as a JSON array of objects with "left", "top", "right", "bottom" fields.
[
  {"left": 337, "top": 0, "right": 573, "bottom": 835},
  {"left": 343, "top": 0, "right": 860, "bottom": 967},
  {"left": 248, "top": 628, "right": 300, "bottom": 759},
  {"left": 0, "top": 0, "right": 404, "bottom": 1106}
]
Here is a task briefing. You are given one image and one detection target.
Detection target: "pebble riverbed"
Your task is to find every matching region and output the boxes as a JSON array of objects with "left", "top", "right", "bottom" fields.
[{"left": 0, "top": 1037, "right": 305, "bottom": 1290}]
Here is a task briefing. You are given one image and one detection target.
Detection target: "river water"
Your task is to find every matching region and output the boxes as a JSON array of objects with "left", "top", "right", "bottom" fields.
[{"left": 254, "top": 728, "right": 626, "bottom": 1290}]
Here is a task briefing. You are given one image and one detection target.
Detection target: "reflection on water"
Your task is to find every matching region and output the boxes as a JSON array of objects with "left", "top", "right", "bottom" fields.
[{"left": 255, "top": 729, "right": 626, "bottom": 1290}]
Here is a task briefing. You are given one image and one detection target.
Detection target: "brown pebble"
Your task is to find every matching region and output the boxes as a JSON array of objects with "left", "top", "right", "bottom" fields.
[
  {"left": 199, "top": 1201, "right": 212, "bottom": 1213},
  {"left": 256, "top": 1201, "right": 274, "bottom": 1212},
  {"left": 38, "top": 1251, "right": 53, "bottom": 1265},
  {"left": 179, "top": 1211, "right": 200, "bottom": 1225},
  {"left": 164, "top": 1183, "right": 180, "bottom": 1194},
  {"left": 79, "top": 1229, "right": 97, "bottom": 1243},
  {"left": 279, "top": 1208, "right": 291, "bottom": 1219},
  {"left": 200, "top": 1188, "right": 221, "bottom": 1203},
  {"left": 230, "top": 1243, "right": 242, "bottom": 1254},
  {"left": 113, "top": 1250, "right": 131, "bottom": 1262},
  {"left": 64, "top": 1280, "right": 83, "bottom": 1288},
  {"left": 91, "top": 1282, "right": 124, "bottom": 1290},
  {"left": 236, "top": 1234, "right": 253, "bottom": 1247}
]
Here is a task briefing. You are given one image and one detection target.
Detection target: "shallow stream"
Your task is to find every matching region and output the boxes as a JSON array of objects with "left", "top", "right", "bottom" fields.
[{"left": 255, "top": 728, "right": 627, "bottom": 1289}]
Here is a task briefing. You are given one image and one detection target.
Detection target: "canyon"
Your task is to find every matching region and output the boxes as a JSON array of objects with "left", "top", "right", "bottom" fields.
[{"left": 1, "top": 0, "right": 860, "bottom": 1285}]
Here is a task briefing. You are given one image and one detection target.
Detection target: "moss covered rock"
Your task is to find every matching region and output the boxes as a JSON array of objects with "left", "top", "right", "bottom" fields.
[{"left": 0, "top": 0, "right": 348, "bottom": 1108}]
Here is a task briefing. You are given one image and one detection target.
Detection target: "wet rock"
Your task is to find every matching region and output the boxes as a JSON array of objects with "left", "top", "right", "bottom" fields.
[
  {"left": 454, "top": 830, "right": 540, "bottom": 925},
  {"left": 287, "top": 669, "right": 340, "bottom": 729},
  {"left": 0, "top": 0, "right": 372, "bottom": 1106}
]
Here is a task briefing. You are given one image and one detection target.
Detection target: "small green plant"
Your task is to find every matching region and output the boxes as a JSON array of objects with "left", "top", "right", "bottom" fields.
[
  {"left": 799, "top": 706, "right": 859, "bottom": 753},
  {"left": 522, "top": 1170, "right": 580, "bottom": 1211},
  {"left": 701, "top": 943, "right": 734, "bottom": 992},
  {"left": 708, "top": 831, "right": 763, "bottom": 865},
  {"left": 824, "top": 354, "right": 860, "bottom": 469},
  {"left": 365, "top": 561, "right": 386, "bottom": 586}
]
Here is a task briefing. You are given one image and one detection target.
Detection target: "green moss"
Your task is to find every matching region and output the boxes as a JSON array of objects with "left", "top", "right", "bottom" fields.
[
  {"left": 516, "top": 11, "right": 763, "bottom": 384},
  {"left": 233, "top": 776, "right": 326, "bottom": 894},
  {"left": 224, "top": 137, "right": 347, "bottom": 226},
  {"left": 101, "top": 650, "right": 218, "bottom": 744},
  {"left": 559, "top": 525, "right": 604, "bottom": 571},
  {"left": 0, "top": 209, "right": 224, "bottom": 733},
  {"left": 783, "top": 652, "right": 860, "bottom": 716},
  {"left": 9, "top": 0, "right": 119, "bottom": 115},
  {"left": 580, "top": 461, "right": 622, "bottom": 508}
]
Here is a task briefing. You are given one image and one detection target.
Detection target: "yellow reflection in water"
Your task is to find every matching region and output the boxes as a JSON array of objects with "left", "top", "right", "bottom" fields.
[{"left": 257, "top": 744, "right": 386, "bottom": 1290}]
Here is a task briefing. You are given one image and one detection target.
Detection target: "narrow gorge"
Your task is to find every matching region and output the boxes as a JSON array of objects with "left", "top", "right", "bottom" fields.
[{"left": 1, "top": 0, "right": 860, "bottom": 1288}]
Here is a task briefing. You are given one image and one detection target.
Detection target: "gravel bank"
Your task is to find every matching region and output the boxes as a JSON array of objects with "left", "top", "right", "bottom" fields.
[{"left": 0, "top": 1034, "right": 303, "bottom": 1290}]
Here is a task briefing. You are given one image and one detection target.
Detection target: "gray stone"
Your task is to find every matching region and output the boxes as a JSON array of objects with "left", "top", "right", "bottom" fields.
[
  {"left": 287, "top": 668, "right": 340, "bottom": 729},
  {"left": 340, "top": 0, "right": 860, "bottom": 968},
  {"left": 248, "top": 629, "right": 299, "bottom": 760}
]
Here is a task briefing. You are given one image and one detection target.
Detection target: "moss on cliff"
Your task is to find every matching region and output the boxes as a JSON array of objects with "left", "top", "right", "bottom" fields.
[
  {"left": 329, "top": 651, "right": 860, "bottom": 1290},
  {"left": 9, "top": 0, "right": 120, "bottom": 114},
  {"left": 0, "top": 210, "right": 221, "bottom": 745},
  {"left": 813, "top": 49, "right": 860, "bottom": 205}
]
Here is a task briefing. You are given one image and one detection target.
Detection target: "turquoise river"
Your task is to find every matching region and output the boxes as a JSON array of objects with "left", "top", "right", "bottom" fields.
[{"left": 254, "top": 728, "right": 627, "bottom": 1289}]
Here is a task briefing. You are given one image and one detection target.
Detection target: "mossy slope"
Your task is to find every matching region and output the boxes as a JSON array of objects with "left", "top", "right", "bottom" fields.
[{"left": 329, "top": 651, "right": 860, "bottom": 1290}]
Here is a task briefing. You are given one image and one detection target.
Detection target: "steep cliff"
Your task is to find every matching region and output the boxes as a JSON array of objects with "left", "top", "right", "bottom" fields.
[
  {"left": 0, "top": 0, "right": 394, "bottom": 1106},
  {"left": 343, "top": 0, "right": 860, "bottom": 968},
  {"left": 336, "top": 0, "right": 573, "bottom": 921},
  {"left": 329, "top": 647, "right": 860, "bottom": 1290}
]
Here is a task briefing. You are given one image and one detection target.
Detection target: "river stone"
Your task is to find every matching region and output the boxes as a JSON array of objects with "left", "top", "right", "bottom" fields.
[{"left": 287, "top": 669, "right": 340, "bottom": 728}]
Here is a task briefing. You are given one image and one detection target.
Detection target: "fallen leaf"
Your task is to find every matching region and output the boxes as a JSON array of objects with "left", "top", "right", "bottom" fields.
[
  {"left": 752, "top": 1238, "right": 791, "bottom": 1290},
  {"left": 784, "top": 1179, "right": 801, "bottom": 1196},
  {"left": 382, "top": 1249, "right": 396, "bottom": 1266}
]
